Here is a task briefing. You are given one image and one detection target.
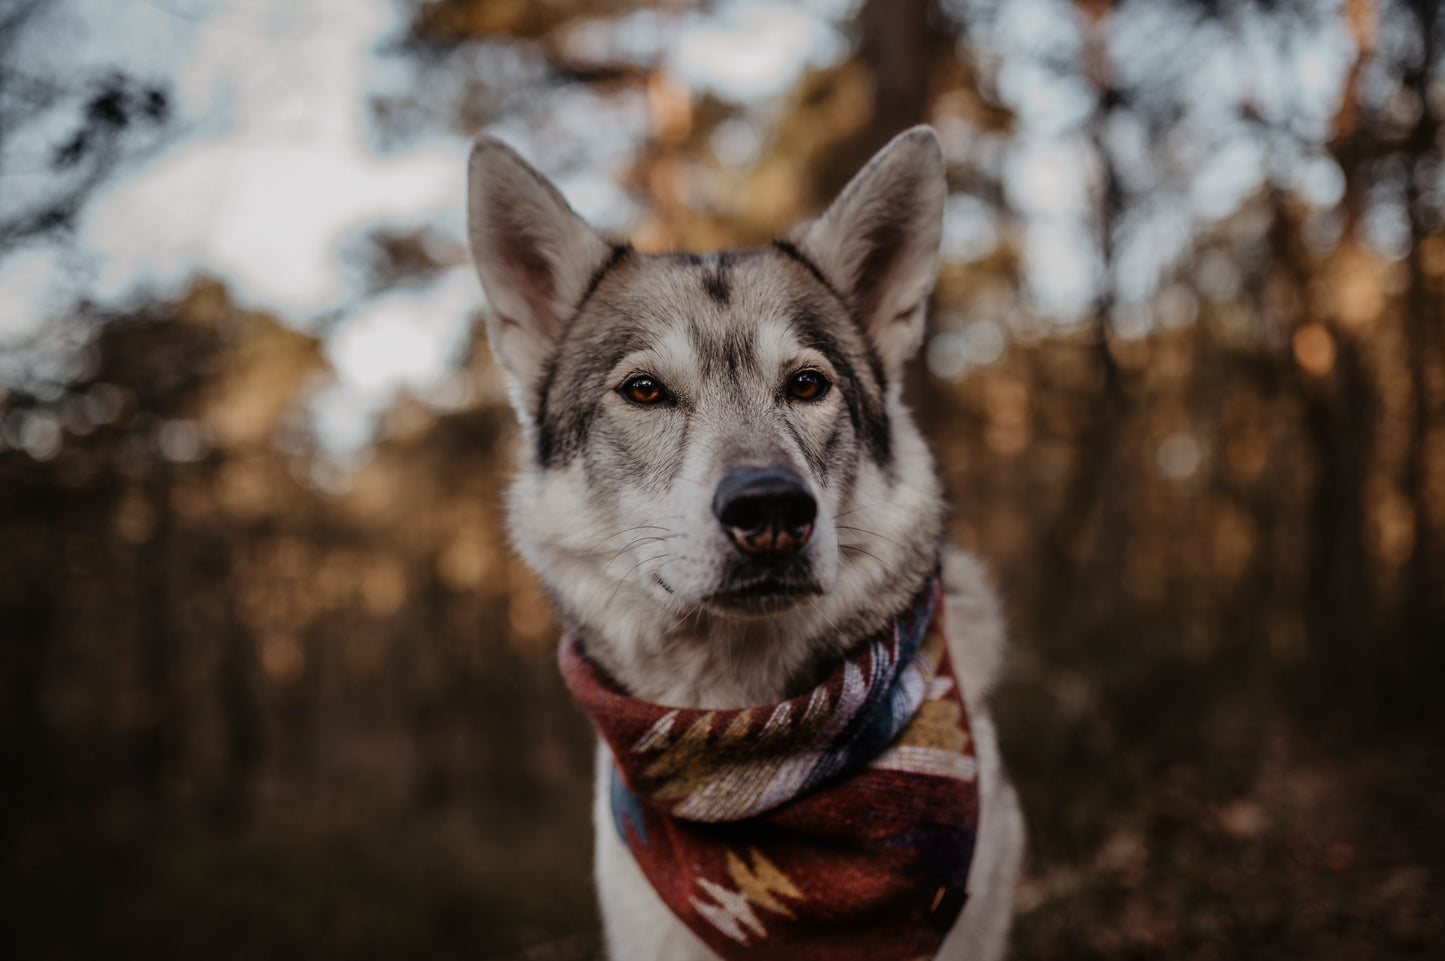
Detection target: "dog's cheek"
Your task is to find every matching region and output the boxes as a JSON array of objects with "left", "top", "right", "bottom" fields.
[
  {"left": 804, "top": 409, "right": 860, "bottom": 517},
  {"left": 637, "top": 413, "right": 691, "bottom": 497},
  {"left": 581, "top": 407, "right": 682, "bottom": 501}
]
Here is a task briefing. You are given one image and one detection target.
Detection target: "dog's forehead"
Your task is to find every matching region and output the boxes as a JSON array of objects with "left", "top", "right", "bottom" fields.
[{"left": 574, "top": 247, "right": 856, "bottom": 369}]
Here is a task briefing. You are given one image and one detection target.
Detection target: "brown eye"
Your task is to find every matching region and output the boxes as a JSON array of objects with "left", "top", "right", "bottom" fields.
[
  {"left": 620, "top": 374, "right": 667, "bottom": 405},
  {"left": 787, "top": 369, "right": 829, "bottom": 401}
]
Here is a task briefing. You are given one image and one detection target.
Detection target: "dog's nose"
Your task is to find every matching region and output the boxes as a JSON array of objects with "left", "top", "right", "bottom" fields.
[{"left": 713, "top": 467, "right": 816, "bottom": 558}]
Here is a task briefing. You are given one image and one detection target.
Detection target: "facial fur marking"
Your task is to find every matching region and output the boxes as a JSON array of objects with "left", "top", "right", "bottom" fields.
[
  {"left": 535, "top": 373, "right": 596, "bottom": 469},
  {"left": 533, "top": 346, "right": 564, "bottom": 467},
  {"left": 534, "top": 249, "right": 634, "bottom": 469},
  {"left": 682, "top": 302, "right": 757, "bottom": 384},
  {"left": 665, "top": 413, "right": 690, "bottom": 487},
  {"left": 782, "top": 414, "right": 828, "bottom": 481},
  {"left": 721, "top": 321, "right": 756, "bottom": 386},
  {"left": 535, "top": 308, "right": 647, "bottom": 469},
  {"left": 700, "top": 252, "right": 731, "bottom": 306},
  {"left": 773, "top": 238, "right": 894, "bottom": 405},
  {"left": 788, "top": 305, "right": 893, "bottom": 467},
  {"left": 822, "top": 420, "right": 845, "bottom": 464},
  {"left": 771, "top": 239, "right": 845, "bottom": 307},
  {"left": 576, "top": 242, "right": 633, "bottom": 314}
]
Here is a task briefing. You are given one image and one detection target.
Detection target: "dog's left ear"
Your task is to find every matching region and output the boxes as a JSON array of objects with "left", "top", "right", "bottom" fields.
[{"left": 798, "top": 126, "right": 945, "bottom": 379}]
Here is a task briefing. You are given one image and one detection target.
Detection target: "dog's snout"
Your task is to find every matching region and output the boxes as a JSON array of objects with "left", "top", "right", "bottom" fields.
[{"left": 713, "top": 467, "right": 816, "bottom": 558}]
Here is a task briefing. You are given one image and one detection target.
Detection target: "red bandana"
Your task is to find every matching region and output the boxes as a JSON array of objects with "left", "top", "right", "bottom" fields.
[{"left": 559, "top": 576, "right": 979, "bottom": 960}]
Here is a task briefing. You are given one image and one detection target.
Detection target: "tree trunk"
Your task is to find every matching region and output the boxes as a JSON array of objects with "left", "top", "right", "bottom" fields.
[
  {"left": 858, "top": 0, "right": 945, "bottom": 420},
  {"left": 1395, "top": 0, "right": 1441, "bottom": 717}
]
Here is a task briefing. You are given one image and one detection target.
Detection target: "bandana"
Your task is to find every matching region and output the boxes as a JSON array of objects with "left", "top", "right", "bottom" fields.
[{"left": 559, "top": 575, "right": 979, "bottom": 961}]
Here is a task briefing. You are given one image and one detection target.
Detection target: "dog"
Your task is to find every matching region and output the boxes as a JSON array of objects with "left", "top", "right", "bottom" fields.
[{"left": 466, "top": 126, "right": 1023, "bottom": 961}]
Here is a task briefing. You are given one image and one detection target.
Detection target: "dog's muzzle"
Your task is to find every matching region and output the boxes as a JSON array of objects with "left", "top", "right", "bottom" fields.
[{"left": 712, "top": 466, "right": 816, "bottom": 559}]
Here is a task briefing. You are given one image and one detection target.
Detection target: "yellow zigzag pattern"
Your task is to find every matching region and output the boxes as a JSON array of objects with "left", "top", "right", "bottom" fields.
[{"left": 690, "top": 847, "right": 803, "bottom": 945}]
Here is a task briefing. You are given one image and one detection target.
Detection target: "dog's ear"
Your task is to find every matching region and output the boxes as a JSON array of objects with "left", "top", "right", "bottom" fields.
[
  {"left": 797, "top": 126, "right": 945, "bottom": 379},
  {"left": 467, "top": 136, "right": 617, "bottom": 411}
]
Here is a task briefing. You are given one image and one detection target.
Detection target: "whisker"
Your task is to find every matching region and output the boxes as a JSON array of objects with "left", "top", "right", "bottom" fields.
[
  {"left": 588, "top": 524, "right": 672, "bottom": 551},
  {"left": 834, "top": 524, "right": 908, "bottom": 553},
  {"left": 806, "top": 595, "right": 847, "bottom": 644},
  {"left": 835, "top": 499, "right": 899, "bottom": 519},
  {"left": 839, "top": 543, "right": 905, "bottom": 580},
  {"left": 604, "top": 552, "right": 671, "bottom": 609},
  {"left": 602, "top": 536, "right": 668, "bottom": 573}
]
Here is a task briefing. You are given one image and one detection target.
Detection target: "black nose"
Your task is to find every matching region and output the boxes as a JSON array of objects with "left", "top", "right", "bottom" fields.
[{"left": 712, "top": 467, "right": 816, "bottom": 558}]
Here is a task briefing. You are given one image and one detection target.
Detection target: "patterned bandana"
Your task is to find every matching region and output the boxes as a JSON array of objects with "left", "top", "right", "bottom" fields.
[{"left": 558, "top": 575, "right": 980, "bottom": 961}]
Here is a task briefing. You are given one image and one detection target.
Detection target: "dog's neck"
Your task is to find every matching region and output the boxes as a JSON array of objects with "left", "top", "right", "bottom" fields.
[{"left": 572, "top": 614, "right": 833, "bottom": 709}]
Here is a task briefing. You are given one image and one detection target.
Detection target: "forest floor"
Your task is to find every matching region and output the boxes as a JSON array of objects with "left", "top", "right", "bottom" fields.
[{"left": 1008, "top": 722, "right": 1443, "bottom": 959}]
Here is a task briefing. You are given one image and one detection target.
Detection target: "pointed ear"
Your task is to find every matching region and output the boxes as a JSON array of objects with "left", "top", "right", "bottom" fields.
[
  {"left": 467, "top": 136, "right": 617, "bottom": 407},
  {"left": 797, "top": 126, "right": 945, "bottom": 378}
]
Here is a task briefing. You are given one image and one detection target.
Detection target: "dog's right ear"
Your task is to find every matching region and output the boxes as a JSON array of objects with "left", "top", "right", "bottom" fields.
[{"left": 467, "top": 136, "right": 617, "bottom": 415}]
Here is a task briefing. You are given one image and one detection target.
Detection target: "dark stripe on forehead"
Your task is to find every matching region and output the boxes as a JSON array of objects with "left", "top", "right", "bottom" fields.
[
  {"left": 684, "top": 294, "right": 757, "bottom": 383},
  {"left": 701, "top": 251, "right": 733, "bottom": 306},
  {"left": 722, "top": 314, "right": 755, "bottom": 383},
  {"left": 772, "top": 239, "right": 845, "bottom": 307},
  {"left": 701, "top": 271, "right": 729, "bottom": 305},
  {"left": 573, "top": 321, "right": 642, "bottom": 391},
  {"left": 576, "top": 242, "right": 633, "bottom": 314},
  {"left": 789, "top": 305, "right": 849, "bottom": 378},
  {"left": 789, "top": 303, "right": 892, "bottom": 467}
]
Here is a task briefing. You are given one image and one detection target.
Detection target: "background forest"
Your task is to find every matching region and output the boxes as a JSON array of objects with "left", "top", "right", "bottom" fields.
[{"left": 2, "top": 0, "right": 1442, "bottom": 958}]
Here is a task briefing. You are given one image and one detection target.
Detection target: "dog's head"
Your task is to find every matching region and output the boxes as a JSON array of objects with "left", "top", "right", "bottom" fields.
[{"left": 467, "top": 128, "right": 947, "bottom": 704}]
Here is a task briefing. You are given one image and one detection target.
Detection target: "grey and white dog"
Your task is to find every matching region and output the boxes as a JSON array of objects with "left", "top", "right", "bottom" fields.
[{"left": 466, "top": 126, "right": 1024, "bottom": 960}]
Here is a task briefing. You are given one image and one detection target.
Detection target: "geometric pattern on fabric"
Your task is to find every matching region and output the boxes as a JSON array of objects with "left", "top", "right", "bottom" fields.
[{"left": 559, "top": 573, "right": 980, "bottom": 960}]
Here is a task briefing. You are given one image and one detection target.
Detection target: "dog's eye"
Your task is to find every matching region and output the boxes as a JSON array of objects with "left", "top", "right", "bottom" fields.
[
  {"left": 786, "top": 369, "right": 830, "bottom": 402},
  {"left": 619, "top": 374, "right": 668, "bottom": 406}
]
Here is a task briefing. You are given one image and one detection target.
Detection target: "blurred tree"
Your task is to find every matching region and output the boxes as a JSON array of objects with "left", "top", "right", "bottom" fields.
[
  {"left": 1391, "top": 0, "right": 1443, "bottom": 708},
  {"left": 0, "top": 0, "right": 172, "bottom": 255},
  {"left": 925, "top": 0, "right": 1445, "bottom": 722}
]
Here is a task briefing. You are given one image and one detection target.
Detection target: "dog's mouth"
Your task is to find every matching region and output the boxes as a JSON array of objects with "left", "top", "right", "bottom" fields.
[{"left": 706, "top": 575, "right": 822, "bottom": 614}]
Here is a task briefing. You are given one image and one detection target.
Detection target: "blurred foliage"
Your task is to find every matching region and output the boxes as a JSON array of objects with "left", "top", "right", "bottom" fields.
[
  {"left": 0, "top": 0, "right": 172, "bottom": 250},
  {"left": 3, "top": 0, "right": 1445, "bottom": 959}
]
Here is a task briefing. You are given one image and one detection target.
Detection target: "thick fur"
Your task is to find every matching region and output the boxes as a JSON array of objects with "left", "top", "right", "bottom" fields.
[{"left": 467, "top": 127, "right": 1023, "bottom": 960}]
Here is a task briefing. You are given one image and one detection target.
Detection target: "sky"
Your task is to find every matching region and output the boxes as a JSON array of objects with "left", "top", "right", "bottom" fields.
[
  {"left": 0, "top": 0, "right": 1361, "bottom": 461},
  {"left": 0, "top": 0, "right": 857, "bottom": 459}
]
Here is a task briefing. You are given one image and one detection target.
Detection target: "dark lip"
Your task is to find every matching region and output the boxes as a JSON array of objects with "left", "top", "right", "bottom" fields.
[{"left": 706, "top": 577, "right": 822, "bottom": 612}]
